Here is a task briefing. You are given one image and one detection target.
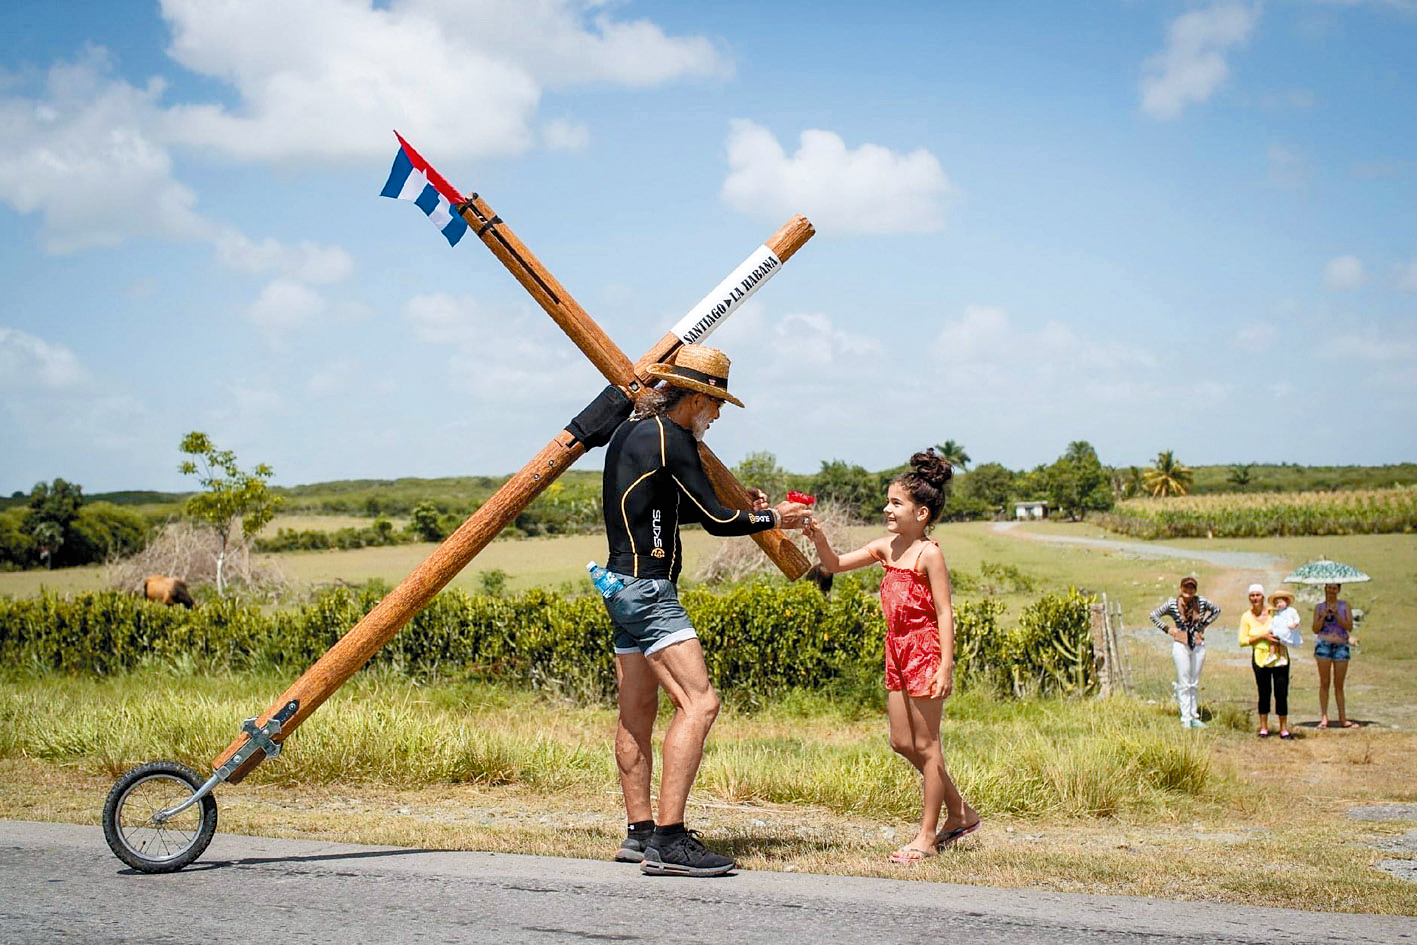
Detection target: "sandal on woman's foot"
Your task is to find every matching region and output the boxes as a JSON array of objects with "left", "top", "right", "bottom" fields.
[
  {"left": 1279, "top": 730, "right": 1293, "bottom": 739},
  {"left": 935, "top": 820, "right": 982, "bottom": 850},
  {"left": 889, "top": 845, "right": 936, "bottom": 864},
  {"left": 1257, "top": 728, "right": 1270, "bottom": 738},
  {"left": 1340, "top": 720, "right": 1360, "bottom": 728},
  {"left": 1317, "top": 719, "right": 1330, "bottom": 729}
]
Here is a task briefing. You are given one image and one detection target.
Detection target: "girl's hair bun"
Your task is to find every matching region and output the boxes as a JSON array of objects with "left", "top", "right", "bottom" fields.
[
  {"left": 910, "top": 449, "right": 953, "bottom": 490},
  {"left": 892, "top": 447, "right": 953, "bottom": 524}
]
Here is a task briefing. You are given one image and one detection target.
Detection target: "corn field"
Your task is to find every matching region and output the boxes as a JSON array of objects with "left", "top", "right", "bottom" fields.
[{"left": 1094, "top": 486, "right": 1417, "bottom": 539}]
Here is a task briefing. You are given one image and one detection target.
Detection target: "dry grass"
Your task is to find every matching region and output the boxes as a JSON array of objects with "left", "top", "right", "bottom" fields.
[
  {"left": 103, "top": 521, "right": 287, "bottom": 597},
  {"left": 3, "top": 750, "right": 1413, "bottom": 913},
  {"left": 1, "top": 667, "right": 1414, "bottom": 913}
]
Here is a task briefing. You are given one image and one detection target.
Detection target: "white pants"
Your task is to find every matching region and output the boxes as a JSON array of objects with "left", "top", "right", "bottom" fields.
[{"left": 1171, "top": 641, "right": 1206, "bottom": 723}]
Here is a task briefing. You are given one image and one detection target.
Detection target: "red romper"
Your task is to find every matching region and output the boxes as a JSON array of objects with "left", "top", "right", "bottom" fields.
[{"left": 879, "top": 543, "right": 943, "bottom": 697}]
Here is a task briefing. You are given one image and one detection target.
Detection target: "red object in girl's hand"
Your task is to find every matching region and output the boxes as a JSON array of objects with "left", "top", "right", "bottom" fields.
[{"left": 787, "top": 490, "right": 816, "bottom": 506}]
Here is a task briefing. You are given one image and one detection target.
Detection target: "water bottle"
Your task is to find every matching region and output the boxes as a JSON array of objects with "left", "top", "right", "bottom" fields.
[{"left": 587, "top": 562, "right": 624, "bottom": 599}]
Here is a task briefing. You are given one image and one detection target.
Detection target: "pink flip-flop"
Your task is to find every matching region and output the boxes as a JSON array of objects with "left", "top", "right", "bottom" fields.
[
  {"left": 935, "top": 820, "right": 982, "bottom": 850},
  {"left": 890, "top": 845, "right": 936, "bottom": 864}
]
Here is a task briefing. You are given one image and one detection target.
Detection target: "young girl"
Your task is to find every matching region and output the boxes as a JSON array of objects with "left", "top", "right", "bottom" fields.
[{"left": 804, "top": 448, "right": 979, "bottom": 863}]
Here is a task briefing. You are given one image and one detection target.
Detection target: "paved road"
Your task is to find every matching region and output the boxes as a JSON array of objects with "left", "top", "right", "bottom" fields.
[{"left": 2, "top": 822, "right": 1412, "bottom": 945}]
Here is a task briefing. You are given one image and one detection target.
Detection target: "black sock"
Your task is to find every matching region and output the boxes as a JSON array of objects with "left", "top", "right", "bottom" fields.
[
  {"left": 653, "top": 822, "right": 686, "bottom": 837},
  {"left": 627, "top": 820, "right": 654, "bottom": 835}
]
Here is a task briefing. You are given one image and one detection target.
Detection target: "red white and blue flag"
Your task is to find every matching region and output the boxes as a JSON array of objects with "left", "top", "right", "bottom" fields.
[{"left": 380, "top": 132, "right": 468, "bottom": 247}]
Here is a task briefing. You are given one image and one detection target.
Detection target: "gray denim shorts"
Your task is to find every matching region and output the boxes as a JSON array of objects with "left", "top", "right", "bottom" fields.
[{"left": 603, "top": 574, "right": 697, "bottom": 656}]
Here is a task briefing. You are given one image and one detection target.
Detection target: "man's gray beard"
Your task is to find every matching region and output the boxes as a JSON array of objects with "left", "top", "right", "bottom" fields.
[{"left": 689, "top": 414, "right": 710, "bottom": 441}]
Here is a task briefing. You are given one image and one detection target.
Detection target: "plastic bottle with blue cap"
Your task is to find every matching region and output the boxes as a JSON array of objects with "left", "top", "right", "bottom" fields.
[{"left": 587, "top": 562, "right": 624, "bottom": 599}]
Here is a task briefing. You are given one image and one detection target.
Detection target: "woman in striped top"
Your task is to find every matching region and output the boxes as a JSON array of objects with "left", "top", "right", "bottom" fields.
[{"left": 1149, "top": 576, "right": 1222, "bottom": 728}]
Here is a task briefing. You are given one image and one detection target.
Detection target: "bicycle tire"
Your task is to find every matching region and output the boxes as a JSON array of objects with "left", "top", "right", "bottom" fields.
[{"left": 102, "top": 760, "right": 218, "bottom": 873}]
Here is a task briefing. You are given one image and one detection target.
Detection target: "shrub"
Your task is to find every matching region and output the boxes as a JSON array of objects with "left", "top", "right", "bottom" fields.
[{"left": 0, "top": 582, "right": 1091, "bottom": 704}]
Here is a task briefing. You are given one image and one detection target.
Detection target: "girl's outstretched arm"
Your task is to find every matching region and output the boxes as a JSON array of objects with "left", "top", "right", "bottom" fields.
[
  {"left": 920, "top": 543, "right": 955, "bottom": 700},
  {"left": 803, "top": 521, "right": 882, "bottom": 574}
]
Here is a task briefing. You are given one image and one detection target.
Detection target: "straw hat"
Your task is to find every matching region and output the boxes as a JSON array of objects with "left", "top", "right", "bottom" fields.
[
  {"left": 1269, "top": 588, "right": 1295, "bottom": 607},
  {"left": 645, "top": 345, "right": 744, "bottom": 408}
]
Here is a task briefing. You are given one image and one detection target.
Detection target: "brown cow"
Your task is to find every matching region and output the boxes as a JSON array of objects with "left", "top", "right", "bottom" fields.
[{"left": 144, "top": 574, "right": 196, "bottom": 609}]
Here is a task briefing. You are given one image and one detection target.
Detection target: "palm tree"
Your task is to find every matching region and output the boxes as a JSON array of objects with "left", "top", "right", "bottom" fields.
[
  {"left": 1111, "top": 465, "right": 1146, "bottom": 499},
  {"left": 935, "top": 439, "right": 971, "bottom": 472},
  {"left": 1142, "top": 450, "right": 1193, "bottom": 497},
  {"left": 1227, "top": 464, "right": 1253, "bottom": 491}
]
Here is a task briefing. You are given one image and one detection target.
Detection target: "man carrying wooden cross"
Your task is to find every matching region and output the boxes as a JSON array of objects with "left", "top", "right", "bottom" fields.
[{"left": 600, "top": 344, "right": 812, "bottom": 877}]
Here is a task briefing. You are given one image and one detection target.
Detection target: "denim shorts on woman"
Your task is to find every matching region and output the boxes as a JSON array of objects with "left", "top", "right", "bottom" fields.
[
  {"left": 603, "top": 574, "right": 698, "bottom": 656},
  {"left": 1314, "top": 640, "right": 1351, "bottom": 661}
]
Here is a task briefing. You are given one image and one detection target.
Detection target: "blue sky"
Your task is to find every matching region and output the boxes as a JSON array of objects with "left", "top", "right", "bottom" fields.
[{"left": 2, "top": 0, "right": 1414, "bottom": 494}]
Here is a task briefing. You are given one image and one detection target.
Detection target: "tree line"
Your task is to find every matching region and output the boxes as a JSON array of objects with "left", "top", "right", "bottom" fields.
[{"left": 9, "top": 431, "right": 1414, "bottom": 575}]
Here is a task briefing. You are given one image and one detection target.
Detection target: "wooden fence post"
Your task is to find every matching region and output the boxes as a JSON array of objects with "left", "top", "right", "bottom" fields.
[{"left": 1090, "top": 601, "right": 1111, "bottom": 697}]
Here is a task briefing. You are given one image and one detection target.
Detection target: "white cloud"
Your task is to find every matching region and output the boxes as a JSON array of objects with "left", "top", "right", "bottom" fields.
[
  {"left": 306, "top": 358, "right": 365, "bottom": 397},
  {"left": 713, "top": 301, "right": 883, "bottom": 376},
  {"left": 0, "top": 329, "right": 89, "bottom": 391},
  {"left": 1235, "top": 322, "right": 1278, "bottom": 352},
  {"left": 1313, "top": 0, "right": 1417, "bottom": 9},
  {"left": 1267, "top": 144, "right": 1308, "bottom": 188},
  {"left": 1323, "top": 255, "right": 1365, "bottom": 290},
  {"left": 158, "top": 0, "right": 726, "bottom": 163},
  {"left": 0, "top": 328, "right": 151, "bottom": 455},
  {"left": 930, "top": 305, "right": 1160, "bottom": 407},
  {"left": 2, "top": 1, "right": 721, "bottom": 259},
  {"left": 542, "top": 117, "right": 590, "bottom": 152},
  {"left": 721, "top": 120, "right": 951, "bottom": 235},
  {"left": 214, "top": 230, "right": 354, "bottom": 284},
  {"left": 1140, "top": 3, "right": 1259, "bottom": 121},
  {"left": 247, "top": 279, "right": 329, "bottom": 344},
  {"left": 1395, "top": 258, "right": 1417, "bottom": 292},
  {"left": 0, "top": 49, "right": 360, "bottom": 288},
  {"left": 245, "top": 279, "right": 372, "bottom": 349},
  {"left": 400, "top": 0, "right": 730, "bottom": 88},
  {"left": 401, "top": 292, "right": 601, "bottom": 401},
  {"left": 0, "top": 48, "right": 205, "bottom": 252},
  {"left": 1328, "top": 331, "right": 1416, "bottom": 362}
]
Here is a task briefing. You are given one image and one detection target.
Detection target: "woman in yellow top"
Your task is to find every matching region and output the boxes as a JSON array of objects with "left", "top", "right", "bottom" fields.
[{"left": 1237, "top": 584, "right": 1292, "bottom": 739}]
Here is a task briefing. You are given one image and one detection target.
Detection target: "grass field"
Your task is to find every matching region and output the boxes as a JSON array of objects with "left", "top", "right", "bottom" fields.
[
  {"left": 2, "top": 522, "right": 1414, "bottom": 910},
  {"left": 1, "top": 668, "right": 1414, "bottom": 913}
]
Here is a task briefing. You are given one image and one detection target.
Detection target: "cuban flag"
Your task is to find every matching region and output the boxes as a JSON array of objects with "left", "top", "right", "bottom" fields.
[{"left": 381, "top": 132, "right": 468, "bottom": 247}]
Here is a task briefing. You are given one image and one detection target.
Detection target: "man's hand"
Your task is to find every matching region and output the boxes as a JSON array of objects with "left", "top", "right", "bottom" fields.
[
  {"left": 774, "top": 499, "right": 812, "bottom": 529},
  {"left": 747, "top": 488, "right": 770, "bottom": 511}
]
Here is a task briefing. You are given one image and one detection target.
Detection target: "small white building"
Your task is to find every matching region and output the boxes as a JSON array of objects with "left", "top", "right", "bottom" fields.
[{"left": 1014, "top": 500, "right": 1048, "bottom": 520}]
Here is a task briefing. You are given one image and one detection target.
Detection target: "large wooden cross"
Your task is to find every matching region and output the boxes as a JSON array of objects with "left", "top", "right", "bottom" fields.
[{"left": 211, "top": 140, "right": 814, "bottom": 783}]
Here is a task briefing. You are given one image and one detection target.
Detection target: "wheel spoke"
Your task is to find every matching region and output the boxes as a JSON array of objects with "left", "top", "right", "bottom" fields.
[{"left": 116, "top": 774, "right": 205, "bottom": 863}]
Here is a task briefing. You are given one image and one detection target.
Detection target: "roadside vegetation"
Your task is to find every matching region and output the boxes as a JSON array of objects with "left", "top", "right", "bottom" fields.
[
  {"left": 3, "top": 436, "right": 1417, "bottom": 911},
  {"left": 8, "top": 441, "right": 1417, "bottom": 578},
  {"left": 1096, "top": 487, "right": 1417, "bottom": 539}
]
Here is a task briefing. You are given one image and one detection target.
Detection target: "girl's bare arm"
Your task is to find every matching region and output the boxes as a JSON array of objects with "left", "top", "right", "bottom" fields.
[
  {"left": 921, "top": 543, "right": 955, "bottom": 699},
  {"left": 804, "top": 522, "right": 881, "bottom": 574}
]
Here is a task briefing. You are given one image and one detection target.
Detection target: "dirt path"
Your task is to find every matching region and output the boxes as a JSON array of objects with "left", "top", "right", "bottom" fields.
[{"left": 989, "top": 521, "right": 1287, "bottom": 573}]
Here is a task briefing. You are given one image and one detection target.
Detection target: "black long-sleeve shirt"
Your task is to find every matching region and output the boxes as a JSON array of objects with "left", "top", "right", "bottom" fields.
[{"left": 602, "top": 415, "right": 776, "bottom": 581}]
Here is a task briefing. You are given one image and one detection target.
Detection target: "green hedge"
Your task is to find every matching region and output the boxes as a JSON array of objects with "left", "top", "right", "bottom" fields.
[{"left": 0, "top": 581, "right": 1090, "bottom": 701}]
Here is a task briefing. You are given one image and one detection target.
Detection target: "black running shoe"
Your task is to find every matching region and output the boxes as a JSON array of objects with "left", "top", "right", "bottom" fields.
[
  {"left": 640, "top": 829, "right": 736, "bottom": 877},
  {"left": 614, "top": 832, "right": 649, "bottom": 863}
]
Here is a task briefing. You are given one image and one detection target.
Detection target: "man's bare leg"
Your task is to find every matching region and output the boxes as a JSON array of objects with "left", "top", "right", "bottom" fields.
[
  {"left": 614, "top": 652, "right": 660, "bottom": 824},
  {"left": 646, "top": 637, "right": 720, "bottom": 826}
]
